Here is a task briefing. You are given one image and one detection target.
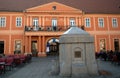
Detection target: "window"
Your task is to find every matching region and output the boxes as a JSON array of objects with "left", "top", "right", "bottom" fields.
[
  {"left": 75, "top": 51, "right": 81, "bottom": 58},
  {"left": 33, "top": 18, "right": 39, "bottom": 26},
  {"left": 0, "top": 17, "right": 6, "bottom": 27},
  {"left": 114, "top": 39, "right": 119, "bottom": 51},
  {"left": 112, "top": 18, "right": 118, "bottom": 27},
  {"left": 85, "top": 18, "right": 90, "bottom": 27},
  {"left": 100, "top": 39, "right": 106, "bottom": 51},
  {"left": 0, "top": 41, "right": 4, "bottom": 54},
  {"left": 52, "top": 19, "right": 57, "bottom": 26},
  {"left": 52, "top": 6, "right": 56, "bottom": 10},
  {"left": 70, "top": 18, "right": 75, "bottom": 26},
  {"left": 52, "top": 19, "right": 57, "bottom": 31},
  {"left": 15, "top": 40, "right": 21, "bottom": 51},
  {"left": 16, "top": 17, "right": 22, "bottom": 27},
  {"left": 98, "top": 18, "right": 104, "bottom": 27}
]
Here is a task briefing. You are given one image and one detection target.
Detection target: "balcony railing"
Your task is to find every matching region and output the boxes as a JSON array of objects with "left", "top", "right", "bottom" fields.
[{"left": 25, "top": 25, "right": 84, "bottom": 32}]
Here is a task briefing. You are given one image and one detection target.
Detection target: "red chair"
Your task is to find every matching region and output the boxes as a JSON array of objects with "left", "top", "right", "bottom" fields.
[
  {"left": 0, "top": 58, "right": 6, "bottom": 74},
  {"left": 5, "top": 57, "right": 14, "bottom": 71},
  {"left": 112, "top": 55, "right": 118, "bottom": 65},
  {"left": 19, "top": 55, "right": 26, "bottom": 63},
  {"left": 13, "top": 55, "right": 21, "bottom": 66}
]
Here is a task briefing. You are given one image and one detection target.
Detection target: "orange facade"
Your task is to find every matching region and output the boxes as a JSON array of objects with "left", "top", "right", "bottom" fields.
[{"left": 0, "top": 2, "right": 120, "bottom": 56}]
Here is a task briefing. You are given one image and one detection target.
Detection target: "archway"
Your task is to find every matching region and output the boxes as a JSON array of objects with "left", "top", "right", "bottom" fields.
[{"left": 46, "top": 38, "right": 59, "bottom": 56}]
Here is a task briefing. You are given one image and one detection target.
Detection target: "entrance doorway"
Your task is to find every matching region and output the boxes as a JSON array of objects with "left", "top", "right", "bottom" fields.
[
  {"left": 46, "top": 38, "right": 59, "bottom": 56},
  {"left": 31, "top": 41, "right": 38, "bottom": 56},
  {"left": 114, "top": 39, "right": 119, "bottom": 51},
  {"left": 0, "top": 41, "right": 4, "bottom": 54}
]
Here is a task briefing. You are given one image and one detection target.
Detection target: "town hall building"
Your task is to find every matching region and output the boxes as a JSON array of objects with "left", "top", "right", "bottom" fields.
[{"left": 0, "top": 0, "right": 120, "bottom": 56}]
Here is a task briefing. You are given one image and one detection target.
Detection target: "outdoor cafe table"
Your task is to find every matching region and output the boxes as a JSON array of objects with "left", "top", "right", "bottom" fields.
[{"left": 0, "top": 62, "right": 6, "bottom": 73}]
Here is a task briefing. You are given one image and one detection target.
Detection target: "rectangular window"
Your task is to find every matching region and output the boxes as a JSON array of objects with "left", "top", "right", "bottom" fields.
[
  {"left": 0, "top": 17, "right": 6, "bottom": 27},
  {"left": 16, "top": 17, "right": 22, "bottom": 27},
  {"left": 52, "top": 18, "right": 57, "bottom": 31},
  {"left": 100, "top": 39, "right": 106, "bottom": 51},
  {"left": 33, "top": 18, "right": 39, "bottom": 26},
  {"left": 15, "top": 40, "right": 21, "bottom": 51},
  {"left": 52, "top": 19, "right": 57, "bottom": 26},
  {"left": 85, "top": 18, "right": 90, "bottom": 27},
  {"left": 112, "top": 18, "right": 118, "bottom": 27},
  {"left": 0, "top": 41, "right": 4, "bottom": 54},
  {"left": 75, "top": 51, "right": 81, "bottom": 58},
  {"left": 70, "top": 18, "right": 75, "bottom": 26},
  {"left": 114, "top": 39, "right": 119, "bottom": 51},
  {"left": 98, "top": 18, "right": 104, "bottom": 27}
]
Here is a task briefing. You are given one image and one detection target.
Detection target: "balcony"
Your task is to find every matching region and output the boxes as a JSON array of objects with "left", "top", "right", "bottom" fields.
[{"left": 24, "top": 25, "right": 84, "bottom": 32}]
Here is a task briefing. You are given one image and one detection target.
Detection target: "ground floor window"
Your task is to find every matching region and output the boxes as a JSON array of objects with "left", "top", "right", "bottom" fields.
[
  {"left": 0, "top": 41, "right": 4, "bottom": 54},
  {"left": 100, "top": 39, "right": 106, "bottom": 51},
  {"left": 114, "top": 39, "right": 119, "bottom": 51},
  {"left": 15, "top": 40, "right": 21, "bottom": 54},
  {"left": 31, "top": 41, "right": 37, "bottom": 52}
]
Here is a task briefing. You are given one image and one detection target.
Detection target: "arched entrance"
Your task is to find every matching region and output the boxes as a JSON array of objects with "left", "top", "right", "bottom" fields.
[{"left": 46, "top": 38, "right": 59, "bottom": 56}]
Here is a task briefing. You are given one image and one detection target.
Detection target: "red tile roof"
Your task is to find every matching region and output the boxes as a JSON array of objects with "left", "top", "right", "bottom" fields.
[{"left": 0, "top": 0, "right": 120, "bottom": 14}]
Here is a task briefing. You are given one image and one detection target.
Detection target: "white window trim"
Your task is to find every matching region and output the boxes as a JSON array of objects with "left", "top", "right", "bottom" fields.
[
  {"left": 112, "top": 18, "right": 118, "bottom": 28},
  {"left": 99, "top": 38, "right": 106, "bottom": 51},
  {"left": 14, "top": 40, "right": 22, "bottom": 51},
  {"left": 0, "top": 17, "right": 6, "bottom": 27},
  {"left": 33, "top": 18, "right": 39, "bottom": 26},
  {"left": 85, "top": 18, "right": 91, "bottom": 28},
  {"left": 52, "top": 18, "right": 57, "bottom": 27},
  {"left": 16, "top": 17, "right": 22, "bottom": 27},
  {"left": 70, "top": 18, "right": 76, "bottom": 26},
  {"left": 113, "top": 38, "right": 120, "bottom": 51},
  {"left": 98, "top": 18, "right": 104, "bottom": 28}
]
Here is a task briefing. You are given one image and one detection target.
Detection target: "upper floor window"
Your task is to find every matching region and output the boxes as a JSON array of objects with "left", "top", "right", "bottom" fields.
[
  {"left": 33, "top": 18, "right": 39, "bottom": 26},
  {"left": 0, "top": 17, "right": 6, "bottom": 27},
  {"left": 52, "top": 19, "right": 57, "bottom": 27},
  {"left": 52, "top": 18, "right": 57, "bottom": 31},
  {"left": 52, "top": 6, "right": 56, "bottom": 10},
  {"left": 16, "top": 17, "right": 22, "bottom": 27},
  {"left": 112, "top": 18, "right": 118, "bottom": 27},
  {"left": 70, "top": 18, "right": 75, "bottom": 26},
  {"left": 85, "top": 18, "right": 90, "bottom": 27},
  {"left": 98, "top": 18, "right": 104, "bottom": 27}
]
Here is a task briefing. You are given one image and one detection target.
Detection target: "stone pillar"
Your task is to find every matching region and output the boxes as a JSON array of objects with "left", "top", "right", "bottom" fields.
[
  {"left": 29, "top": 36, "right": 31, "bottom": 53},
  {"left": 76, "top": 17, "right": 78, "bottom": 26},
  {"left": 38, "top": 36, "right": 42, "bottom": 56},
  {"left": 41, "top": 36, "right": 46, "bottom": 56},
  {"left": 67, "top": 17, "right": 69, "bottom": 27},
  {"left": 42, "top": 16, "right": 45, "bottom": 26},
  {"left": 25, "top": 36, "right": 28, "bottom": 53},
  {"left": 30, "top": 16, "right": 32, "bottom": 26},
  {"left": 64, "top": 17, "right": 67, "bottom": 30}
]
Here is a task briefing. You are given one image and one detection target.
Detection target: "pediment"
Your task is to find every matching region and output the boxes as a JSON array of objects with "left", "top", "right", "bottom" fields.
[{"left": 26, "top": 2, "right": 82, "bottom": 13}]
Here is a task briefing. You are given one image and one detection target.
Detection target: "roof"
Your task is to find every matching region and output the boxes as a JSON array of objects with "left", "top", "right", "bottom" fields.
[
  {"left": 64, "top": 26, "right": 89, "bottom": 35},
  {"left": 0, "top": 0, "right": 120, "bottom": 14}
]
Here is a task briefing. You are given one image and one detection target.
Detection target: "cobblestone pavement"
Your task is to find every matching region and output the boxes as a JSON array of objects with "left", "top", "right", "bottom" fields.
[{"left": 0, "top": 56, "right": 120, "bottom": 78}]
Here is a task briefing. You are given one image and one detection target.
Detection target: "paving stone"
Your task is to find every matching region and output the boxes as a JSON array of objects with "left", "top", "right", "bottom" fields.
[{"left": 0, "top": 56, "right": 120, "bottom": 78}]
